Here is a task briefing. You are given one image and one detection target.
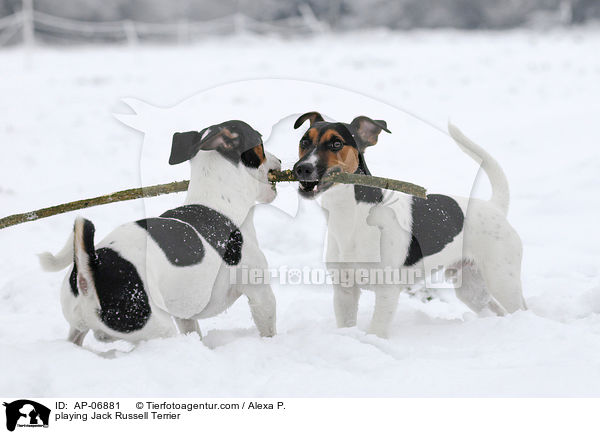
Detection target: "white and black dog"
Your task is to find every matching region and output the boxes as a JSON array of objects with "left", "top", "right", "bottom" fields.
[
  {"left": 40, "top": 120, "right": 281, "bottom": 345},
  {"left": 291, "top": 112, "right": 526, "bottom": 338}
]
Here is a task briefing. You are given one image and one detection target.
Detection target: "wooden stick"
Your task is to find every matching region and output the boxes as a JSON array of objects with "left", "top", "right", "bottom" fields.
[
  {"left": 0, "top": 181, "right": 189, "bottom": 230},
  {"left": 267, "top": 169, "right": 427, "bottom": 199},
  {"left": 0, "top": 171, "right": 426, "bottom": 230}
]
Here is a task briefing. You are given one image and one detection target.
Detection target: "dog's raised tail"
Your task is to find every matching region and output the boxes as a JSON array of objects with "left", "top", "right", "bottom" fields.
[
  {"left": 38, "top": 218, "right": 96, "bottom": 282},
  {"left": 38, "top": 231, "right": 75, "bottom": 271},
  {"left": 448, "top": 122, "right": 510, "bottom": 216}
]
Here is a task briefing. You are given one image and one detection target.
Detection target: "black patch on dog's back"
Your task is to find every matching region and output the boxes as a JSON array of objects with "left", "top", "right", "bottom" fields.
[
  {"left": 136, "top": 205, "right": 243, "bottom": 267},
  {"left": 354, "top": 153, "right": 383, "bottom": 204},
  {"left": 137, "top": 218, "right": 205, "bottom": 266},
  {"left": 403, "top": 194, "right": 464, "bottom": 266},
  {"left": 92, "top": 247, "right": 151, "bottom": 333},
  {"left": 161, "top": 205, "right": 243, "bottom": 266}
]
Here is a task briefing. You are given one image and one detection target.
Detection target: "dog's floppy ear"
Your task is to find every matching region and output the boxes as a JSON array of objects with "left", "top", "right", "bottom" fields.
[
  {"left": 169, "top": 131, "right": 201, "bottom": 165},
  {"left": 350, "top": 116, "right": 391, "bottom": 151},
  {"left": 169, "top": 128, "right": 229, "bottom": 165},
  {"left": 294, "top": 111, "right": 324, "bottom": 129}
]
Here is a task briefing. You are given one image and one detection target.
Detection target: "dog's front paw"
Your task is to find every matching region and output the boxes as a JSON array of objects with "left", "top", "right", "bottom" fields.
[
  {"left": 259, "top": 326, "right": 276, "bottom": 338},
  {"left": 367, "top": 327, "right": 389, "bottom": 339}
]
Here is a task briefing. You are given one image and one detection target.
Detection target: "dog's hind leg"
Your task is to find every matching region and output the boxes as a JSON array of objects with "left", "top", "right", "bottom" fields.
[
  {"left": 368, "top": 286, "right": 401, "bottom": 338},
  {"left": 480, "top": 262, "right": 526, "bottom": 314},
  {"left": 333, "top": 284, "right": 361, "bottom": 328},
  {"left": 67, "top": 327, "right": 88, "bottom": 346},
  {"left": 475, "top": 238, "right": 526, "bottom": 314},
  {"left": 243, "top": 284, "right": 276, "bottom": 337},
  {"left": 454, "top": 261, "right": 507, "bottom": 315},
  {"left": 463, "top": 208, "right": 526, "bottom": 314},
  {"left": 174, "top": 318, "right": 202, "bottom": 339}
]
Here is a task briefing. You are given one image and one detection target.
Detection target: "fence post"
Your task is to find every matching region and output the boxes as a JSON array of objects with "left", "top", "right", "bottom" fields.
[
  {"left": 298, "top": 3, "right": 328, "bottom": 33},
  {"left": 177, "top": 19, "right": 189, "bottom": 44},
  {"left": 22, "top": 0, "right": 34, "bottom": 47},
  {"left": 560, "top": 0, "right": 573, "bottom": 25},
  {"left": 124, "top": 20, "right": 138, "bottom": 46},
  {"left": 233, "top": 13, "right": 246, "bottom": 34}
]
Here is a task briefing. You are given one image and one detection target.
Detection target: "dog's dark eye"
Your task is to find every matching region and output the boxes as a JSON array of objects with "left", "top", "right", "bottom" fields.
[
  {"left": 300, "top": 138, "right": 311, "bottom": 149},
  {"left": 329, "top": 141, "right": 343, "bottom": 151}
]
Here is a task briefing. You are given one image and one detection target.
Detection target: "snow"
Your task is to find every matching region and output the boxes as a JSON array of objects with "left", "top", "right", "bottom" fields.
[{"left": 1, "top": 28, "right": 600, "bottom": 397}]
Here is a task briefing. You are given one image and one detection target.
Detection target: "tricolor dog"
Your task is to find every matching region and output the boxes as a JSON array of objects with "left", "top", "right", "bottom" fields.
[
  {"left": 40, "top": 120, "right": 281, "bottom": 345},
  {"left": 292, "top": 111, "right": 526, "bottom": 338}
]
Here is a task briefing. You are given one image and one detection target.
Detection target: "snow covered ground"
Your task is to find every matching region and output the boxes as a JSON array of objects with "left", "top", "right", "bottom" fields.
[{"left": 1, "top": 28, "right": 599, "bottom": 397}]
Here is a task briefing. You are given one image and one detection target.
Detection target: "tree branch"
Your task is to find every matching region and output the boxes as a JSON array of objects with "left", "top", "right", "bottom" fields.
[
  {"left": 267, "top": 169, "right": 427, "bottom": 198},
  {"left": 0, "top": 181, "right": 189, "bottom": 230},
  {"left": 0, "top": 171, "right": 426, "bottom": 230}
]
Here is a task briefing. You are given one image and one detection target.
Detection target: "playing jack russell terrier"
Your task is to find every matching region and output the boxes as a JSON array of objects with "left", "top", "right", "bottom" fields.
[
  {"left": 39, "top": 120, "right": 281, "bottom": 346},
  {"left": 291, "top": 111, "right": 526, "bottom": 338}
]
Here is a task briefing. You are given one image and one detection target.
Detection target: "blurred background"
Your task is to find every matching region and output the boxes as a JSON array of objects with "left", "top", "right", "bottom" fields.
[
  {"left": 2, "top": 0, "right": 600, "bottom": 397},
  {"left": 0, "top": 0, "right": 599, "bottom": 45}
]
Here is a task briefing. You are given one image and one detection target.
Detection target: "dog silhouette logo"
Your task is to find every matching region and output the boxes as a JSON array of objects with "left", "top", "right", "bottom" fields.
[{"left": 2, "top": 400, "right": 50, "bottom": 432}]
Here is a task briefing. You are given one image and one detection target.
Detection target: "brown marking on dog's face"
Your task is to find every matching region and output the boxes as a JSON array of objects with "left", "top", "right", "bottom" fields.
[
  {"left": 293, "top": 114, "right": 390, "bottom": 198},
  {"left": 319, "top": 129, "right": 344, "bottom": 145},
  {"left": 325, "top": 143, "right": 359, "bottom": 174},
  {"left": 316, "top": 126, "right": 358, "bottom": 175},
  {"left": 294, "top": 122, "right": 361, "bottom": 197},
  {"left": 299, "top": 127, "right": 319, "bottom": 158},
  {"left": 251, "top": 144, "right": 266, "bottom": 165}
]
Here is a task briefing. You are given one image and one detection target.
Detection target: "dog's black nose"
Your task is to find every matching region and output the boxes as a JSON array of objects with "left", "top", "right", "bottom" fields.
[{"left": 294, "top": 162, "right": 315, "bottom": 180}]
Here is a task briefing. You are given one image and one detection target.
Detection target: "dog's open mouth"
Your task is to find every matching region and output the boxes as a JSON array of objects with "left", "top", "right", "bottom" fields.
[
  {"left": 298, "top": 180, "right": 334, "bottom": 198},
  {"left": 298, "top": 167, "right": 341, "bottom": 198},
  {"left": 299, "top": 181, "right": 318, "bottom": 192}
]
